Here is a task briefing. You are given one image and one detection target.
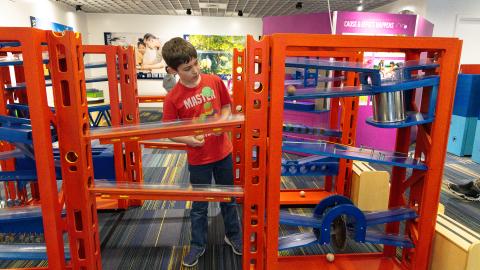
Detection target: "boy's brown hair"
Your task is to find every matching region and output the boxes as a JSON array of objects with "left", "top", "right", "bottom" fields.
[{"left": 161, "top": 37, "right": 197, "bottom": 70}]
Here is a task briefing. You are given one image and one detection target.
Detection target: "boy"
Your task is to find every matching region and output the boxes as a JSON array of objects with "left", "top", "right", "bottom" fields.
[{"left": 161, "top": 37, "right": 242, "bottom": 267}]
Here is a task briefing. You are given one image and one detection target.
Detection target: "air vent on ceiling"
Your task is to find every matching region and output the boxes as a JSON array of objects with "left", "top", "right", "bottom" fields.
[{"left": 198, "top": 2, "right": 228, "bottom": 9}]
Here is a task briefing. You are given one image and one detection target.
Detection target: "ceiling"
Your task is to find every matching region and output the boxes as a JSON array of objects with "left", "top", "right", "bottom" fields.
[{"left": 56, "top": 0, "right": 399, "bottom": 18}]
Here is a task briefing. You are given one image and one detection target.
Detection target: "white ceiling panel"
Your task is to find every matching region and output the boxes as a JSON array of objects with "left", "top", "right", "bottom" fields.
[{"left": 56, "top": 0, "right": 400, "bottom": 18}]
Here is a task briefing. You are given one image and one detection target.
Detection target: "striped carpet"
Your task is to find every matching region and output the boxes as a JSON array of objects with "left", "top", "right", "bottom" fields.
[
  {"left": 98, "top": 149, "right": 242, "bottom": 270},
  {"left": 2, "top": 150, "right": 480, "bottom": 269},
  {"left": 370, "top": 153, "right": 480, "bottom": 234},
  {"left": 2, "top": 107, "right": 480, "bottom": 268}
]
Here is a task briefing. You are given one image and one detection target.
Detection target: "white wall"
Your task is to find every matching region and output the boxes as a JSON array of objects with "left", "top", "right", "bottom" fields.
[
  {"left": 372, "top": 0, "right": 427, "bottom": 17},
  {"left": 85, "top": 13, "right": 262, "bottom": 106},
  {"left": 373, "top": 0, "right": 480, "bottom": 64},
  {"left": 85, "top": 13, "right": 262, "bottom": 44},
  {"left": 0, "top": 0, "right": 88, "bottom": 107},
  {"left": 425, "top": 0, "right": 478, "bottom": 36},
  {"left": 0, "top": 0, "right": 88, "bottom": 40},
  {"left": 425, "top": 0, "right": 480, "bottom": 64}
]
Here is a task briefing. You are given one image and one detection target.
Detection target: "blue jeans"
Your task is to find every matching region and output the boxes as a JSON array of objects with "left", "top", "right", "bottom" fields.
[{"left": 188, "top": 154, "right": 242, "bottom": 248}]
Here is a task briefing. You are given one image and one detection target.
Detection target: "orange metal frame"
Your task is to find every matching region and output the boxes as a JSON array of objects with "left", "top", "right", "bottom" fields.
[
  {"left": 259, "top": 34, "right": 461, "bottom": 270},
  {"left": 92, "top": 186, "right": 243, "bottom": 202},
  {"left": 460, "top": 64, "right": 480, "bottom": 74},
  {"left": 0, "top": 28, "right": 462, "bottom": 270},
  {"left": 0, "top": 52, "right": 41, "bottom": 205},
  {"left": 0, "top": 28, "right": 68, "bottom": 269},
  {"left": 280, "top": 50, "right": 361, "bottom": 205},
  {"left": 232, "top": 48, "right": 246, "bottom": 187},
  {"left": 0, "top": 28, "right": 253, "bottom": 269},
  {"left": 137, "top": 95, "right": 165, "bottom": 103},
  {"left": 82, "top": 45, "right": 128, "bottom": 209}
]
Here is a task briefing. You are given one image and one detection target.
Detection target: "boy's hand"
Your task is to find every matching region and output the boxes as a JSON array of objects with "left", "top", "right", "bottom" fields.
[{"left": 189, "top": 135, "right": 205, "bottom": 147}]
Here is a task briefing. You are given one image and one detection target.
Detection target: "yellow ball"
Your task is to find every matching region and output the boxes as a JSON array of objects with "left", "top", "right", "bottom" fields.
[
  {"left": 299, "top": 191, "right": 306, "bottom": 197},
  {"left": 326, "top": 253, "right": 335, "bottom": 263},
  {"left": 286, "top": 85, "right": 296, "bottom": 96},
  {"left": 194, "top": 134, "right": 205, "bottom": 142}
]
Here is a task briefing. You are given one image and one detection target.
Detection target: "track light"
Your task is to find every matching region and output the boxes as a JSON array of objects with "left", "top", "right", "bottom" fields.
[
  {"left": 295, "top": 2, "right": 303, "bottom": 9},
  {"left": 238, "top": 10, "right": 243, "bottom": 16},
  {"left": 75, "top": 5, "right": 82, "bottom": 11},
  {"left": 186, "top": 8, "right": 192, "bottom": 15}
]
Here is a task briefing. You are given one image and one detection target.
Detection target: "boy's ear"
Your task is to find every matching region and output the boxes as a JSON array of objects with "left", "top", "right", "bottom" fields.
[{"left": 165, "top": 66, "right": 177, "bottom": 75}]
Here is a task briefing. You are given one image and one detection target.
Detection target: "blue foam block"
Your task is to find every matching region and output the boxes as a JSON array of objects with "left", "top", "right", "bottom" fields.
[
  {"left": 447, "top": 115, "right": 477, "bottom": 156},
  {"left": 471, "top": 119, "right": 480, "bottom": 163},
  {"left": 15, "top": 147, "right": 115, "bottom": 181},
  {"left": 452, "top": 74, "right": 480, "bottom": 117}
]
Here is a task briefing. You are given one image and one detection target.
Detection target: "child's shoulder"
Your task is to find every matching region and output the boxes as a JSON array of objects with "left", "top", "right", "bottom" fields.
[
  {"left": 199, "top": 73, "right": 218, "bottom": 80},
  {"left": 202, "top": 74, "right": 223, "bottom": 86},
  {"left": 164, "top": 84, "right": 181, "bottom": 100}
]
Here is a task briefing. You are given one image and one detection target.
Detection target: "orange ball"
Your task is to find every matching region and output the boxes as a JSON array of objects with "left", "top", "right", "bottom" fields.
[{"left": 286, "top": 85, "right": 296, "bottom": 96}]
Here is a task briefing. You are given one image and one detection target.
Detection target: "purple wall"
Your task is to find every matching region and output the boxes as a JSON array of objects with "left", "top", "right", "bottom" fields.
[
  {"left": 263, "top": 12, "right": 332, "bottom": 34},
  {"left": 356, "top": 106, "right": 399, "bottom": 151},
  {"left": 415, "top": 16, "right": 434, "bottom": 36},
  {"left": 264, "top": 11, "right": 433, "bottom": 152},
  {"left": 335, "top": 11, "right": 417, "bottom": 36}
]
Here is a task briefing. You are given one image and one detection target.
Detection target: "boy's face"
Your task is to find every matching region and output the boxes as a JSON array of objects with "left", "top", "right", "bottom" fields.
[{"left": 174, "top": 58, "right": 200, "bottom": 86}]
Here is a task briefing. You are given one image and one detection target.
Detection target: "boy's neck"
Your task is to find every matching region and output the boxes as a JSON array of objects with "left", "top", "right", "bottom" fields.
[{"left": 179, "top": 74, "right": 202, "bottom": 88}]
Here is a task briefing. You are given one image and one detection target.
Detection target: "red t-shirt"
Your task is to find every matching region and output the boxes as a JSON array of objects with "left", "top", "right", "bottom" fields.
[{"left": 163, "top": 74, "right": 233, "bottom": 165}]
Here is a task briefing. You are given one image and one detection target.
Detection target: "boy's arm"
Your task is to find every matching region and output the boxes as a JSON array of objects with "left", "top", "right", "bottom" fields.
[
  {"left": 163, "top": 94, "right": 204, "bottom": 147},
  {"left": 172, "top": 105, "right": 230, "bottom": 142},
  {"left": 211, "top": 104, "right": 232, "bottom": 136},
  {"left": 220, "top": 104, "right": 232, "bottom": 119},
  {"left": 169, "top": 135, "right": 204, "bottom": 147}
]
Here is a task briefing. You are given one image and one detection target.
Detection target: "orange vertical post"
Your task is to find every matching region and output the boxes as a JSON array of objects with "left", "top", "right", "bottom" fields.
[
  {"left": 261, "top": 34, "right": 462, "bottom": 270},
  {"left": 83, "top": 45, "right": 127, "bottom": 209},
  {"left": 103, "top": 45, "right": 127, "bottom": 208},
  {"left": 117, "top": 46, "right": 143, "bottom": 207},
  {"left": 264, "top": 35, "right": 285, "bottom": 270},
  {"left": 47, "top": 31, "right": 101, "bottom": 269},
  {"left": 242, "top": 35, "right": 269, "bottom": 270},
  {"left": 2, "top": 28, "right": 67, "bottom": 269},
  {"left": 232, "top": 48, "right": 246, "bottom": 186},
  {"left": 409, "top": 43, "right": 462, "bottom": 270}
]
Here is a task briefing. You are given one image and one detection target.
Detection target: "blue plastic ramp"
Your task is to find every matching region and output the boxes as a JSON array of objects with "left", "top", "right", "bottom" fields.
[
  {"left": 278, "top": 232, "right": 318, "bottom": 250},
  {"left": 365, "top": 229, "right": 414, "bottom": 248},
  {"left": 0, "top": 244, "right": 71, "bottom": 260},
  {"left": 280, "top": 210, "right": 322, "bottom": 228},
  {"left": 365, "top": 208, "right": 417, "bottom": 226}
]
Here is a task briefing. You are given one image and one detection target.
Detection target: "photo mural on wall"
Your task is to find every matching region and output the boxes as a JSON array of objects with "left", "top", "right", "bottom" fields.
[
  {"left": 104, "top": 32, "right": 167, "bottom": 79},
  {"left": 183, "top": 35, "right": 245, "bottom": 81}
]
